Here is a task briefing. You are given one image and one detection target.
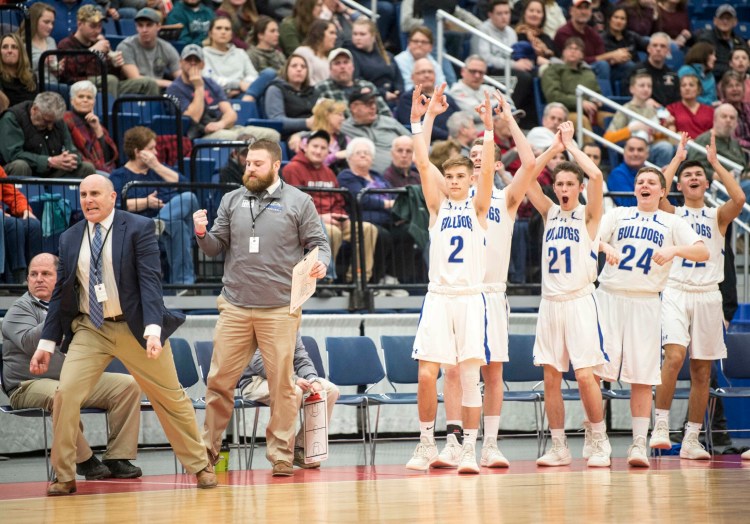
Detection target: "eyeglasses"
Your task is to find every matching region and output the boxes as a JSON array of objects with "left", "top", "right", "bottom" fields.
[
  {"left": 409, "top": 38, "right": 431, "bottom": 45},
  {"left": 466, "top": 68, "right": 486, "bottom": 76}
]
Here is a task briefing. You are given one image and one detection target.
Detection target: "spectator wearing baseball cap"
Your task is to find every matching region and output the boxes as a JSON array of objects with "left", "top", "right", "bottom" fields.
[
  {"left": 117, "top": 8, "right": 181, "bottom": 90},
  {"left": 340, "top": 86, "right": 409, "bottom": 174},
  {"left": 314, "top": 48, "right": 393, "bottom": 118},
  {"left": 697, "top": 4, "right": 750, "bottom": 81},
  {"left": 57, "top": 5, "right": 159, "bottom": 97},
  {"left": 166, "top": 44, "right": 280, "bottom": 142}
]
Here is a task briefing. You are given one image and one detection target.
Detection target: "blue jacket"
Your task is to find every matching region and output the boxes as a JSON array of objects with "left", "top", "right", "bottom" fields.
[
  {"left": 41, "top": 209, "right": 185, "bottom": 352},
  {"left": 607, "top": 162, "right": 639, "bottom": 207}
]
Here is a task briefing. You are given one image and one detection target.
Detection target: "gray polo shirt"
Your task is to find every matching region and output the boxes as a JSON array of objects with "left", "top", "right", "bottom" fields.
[
  {"left": 196, "top": 179, "right": 331, "bottom": 308},
  {"left": 117, "top": 35, "right": 180, "bottom": 81},
  {"left": 1, "top": 292, "right": 64, "bottom": 396}
]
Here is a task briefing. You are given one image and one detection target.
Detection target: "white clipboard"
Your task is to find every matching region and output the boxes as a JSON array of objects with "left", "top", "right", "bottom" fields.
[{"left": 290, "top": 246, "right": 319, "bottom": 313}]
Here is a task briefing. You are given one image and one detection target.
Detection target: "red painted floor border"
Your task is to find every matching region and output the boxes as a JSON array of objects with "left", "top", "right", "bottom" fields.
[{"left": 0, "top": 455, "right": 746, "bottom": 501}]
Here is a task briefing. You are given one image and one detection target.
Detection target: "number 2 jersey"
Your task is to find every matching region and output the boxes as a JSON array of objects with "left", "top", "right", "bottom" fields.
[
  {"left": 541, "top": 203, "right": 599, "bottom": 298},
  {"left": 667, "top": 206, "right": 724, "bottom": 290},
  {"left": 598, "top": 207, "right": 702, "bottom": 293},
  {"left": 428, "top": 196, "right": 487, "bottom": 288}
]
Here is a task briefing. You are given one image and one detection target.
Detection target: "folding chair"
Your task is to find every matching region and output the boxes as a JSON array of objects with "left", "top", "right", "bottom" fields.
[
  {"left": 374, "top": 335, "right": 443, "bottom": 464},
  {"left": 504, "top": 334, "right": 546, "bottom": 457},
  {"left": 325, "top": 336, "right": 385, "bottom": 465},
  {"left": 708, "top": 333, "right": 750, "bottom": 451},
  {"left": 193, "top": 341, "right": 254, "bottom": 469}
]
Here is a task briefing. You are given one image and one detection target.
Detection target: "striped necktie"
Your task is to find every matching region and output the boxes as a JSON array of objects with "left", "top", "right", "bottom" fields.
[{"left": 89, "top": 223, "right": 104, "bottom": 328}]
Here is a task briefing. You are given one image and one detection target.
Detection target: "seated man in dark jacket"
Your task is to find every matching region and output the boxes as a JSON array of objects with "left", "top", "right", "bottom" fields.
[{"left": 0, "top": 92, "right": 95, "bottom": 178}]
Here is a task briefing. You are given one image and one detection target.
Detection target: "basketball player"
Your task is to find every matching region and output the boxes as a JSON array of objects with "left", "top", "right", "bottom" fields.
[
  {"left": 596, "top": 165, "right": 709, "bottom": 467},
  {"left": 420, "top": 86, "right": 543, "bottom": 469},
  {"left": 525, "top": 122, "right": 612, "bottom": 468},
  {"left": 652, "top": 131, "right": 745, "bottom": 459},
  {"left": 406, "top": 85, "right": 495, "bottom": 474}
]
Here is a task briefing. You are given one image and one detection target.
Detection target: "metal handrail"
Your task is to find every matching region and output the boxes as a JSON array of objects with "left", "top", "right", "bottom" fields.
[
  {"left": 339, "top": 0, "right": 378, "bottom": 20},
  {"left": 443, "top": 55, "right": 508, "bottom": 93},
  {"left": 435, "top": 9, "right": 513, "bottom": 97}
]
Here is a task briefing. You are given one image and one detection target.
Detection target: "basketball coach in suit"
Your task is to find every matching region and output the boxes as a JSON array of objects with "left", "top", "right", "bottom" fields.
[{"left": 30, "top": 174, "right": 217, "bottom": 495}]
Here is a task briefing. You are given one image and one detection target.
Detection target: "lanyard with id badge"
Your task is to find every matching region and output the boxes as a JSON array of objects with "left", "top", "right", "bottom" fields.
[
  {"left": 87, "top": 224, "right": 112, "bottom": 302},
  {"left": 248, "top": 194, "right": 274, "bottom": 254}
]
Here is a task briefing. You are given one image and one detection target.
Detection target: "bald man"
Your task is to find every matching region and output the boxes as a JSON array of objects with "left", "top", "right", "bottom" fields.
[{"left": 29, "top": 175, "right": 217, "bottom": 495}]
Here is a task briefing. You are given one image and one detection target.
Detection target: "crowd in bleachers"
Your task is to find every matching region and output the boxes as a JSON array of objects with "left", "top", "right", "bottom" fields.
[{"left": 0, "top": 0, "right": 749, "bottom": 295}]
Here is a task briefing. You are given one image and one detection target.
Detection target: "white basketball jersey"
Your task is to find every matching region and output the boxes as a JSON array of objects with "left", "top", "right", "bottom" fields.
[
  {"left": 428, "top": 197, "right": 487, "bottom": 288},
  {"left": 668, "top": 206, "right": 725, "bottom": 288},
  {"left": 598, "top": 207, "right": 702, "bottom": 293},
  {"left": 484, "top": 187, "right": 515, "bottom": 284},
  {"left": 541, "top": 204, "right": 599, "bottom": 297}
]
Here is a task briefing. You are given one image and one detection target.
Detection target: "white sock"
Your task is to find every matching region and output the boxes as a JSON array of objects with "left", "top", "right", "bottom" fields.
[
  {"left": 684, "top": 421, "right": 702, "bottom": 438},
  {"left": 463, "top": 429, "right": 478, "bottom": 447},
  {"left": 551, "top": 428, "right": 565, "bottom": 441},
  {"left": 483, "top": 416, "right": 500, "bottom": 444},
  {"left": 632, "top": 417, "right": 650, "bottom": 440},
  {"left": 419, "top": 420, "right": 435, "bottom": 443},
  {"left": 655, "top": 409, "right": 670, "bottom": 424},
  {"left": 591, "top": 421, "right": 606, "bottom": 435}
]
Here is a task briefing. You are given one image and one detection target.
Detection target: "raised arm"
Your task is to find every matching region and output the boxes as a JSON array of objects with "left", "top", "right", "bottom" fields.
[
  {"left": 659, "top": 132, "right": 689, "bottom": 214},
  {"left": 473, "top": 91, "right": 495, "bottom": 221},
  {"left": 560, "top": 122, "right": 603, "bottom": 235},
  {"left": 526, "top": 131, "right": 564, "bottom": 220},
  {"left": 497, "top": 93, "right": 537, "bottom": 213},
  {"left": 411, "top": 84, "right": 444, "bottom": 217},
  {"left": 423, "top": 82, "right": 451, "bottom": 194},
  {"left": 708, "top": 131, "right": 747, "bottom": 233}
]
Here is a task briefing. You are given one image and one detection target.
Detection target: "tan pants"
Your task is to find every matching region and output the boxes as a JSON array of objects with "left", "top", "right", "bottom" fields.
[
  {"left": 203, "top": 296, "right": 301, "bottom": 465},
  {"left": 51, "top": 315, "right": 208, "bottom": 481},
  {"left": 325, "top": 220, "right": 378, "bottom": 282},
  {"left": 10, "top": 373, "right": 141, "bottom": 464},
  {"left": 241, "top": 375, "right": 340, "bottom": 448}
]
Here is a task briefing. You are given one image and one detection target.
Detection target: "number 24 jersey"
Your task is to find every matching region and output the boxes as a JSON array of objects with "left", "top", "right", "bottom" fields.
[{"left": 598, "top": 207, "right": 701, "bottom": 293}]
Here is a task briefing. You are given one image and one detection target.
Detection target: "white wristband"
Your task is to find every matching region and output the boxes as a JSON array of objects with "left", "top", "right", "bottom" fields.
[
  {"left": 483, "top": 129, "right": 494, "bottom": 140},
  {"left": 411, "top": 121, "right": 423, "bottom": 134}
]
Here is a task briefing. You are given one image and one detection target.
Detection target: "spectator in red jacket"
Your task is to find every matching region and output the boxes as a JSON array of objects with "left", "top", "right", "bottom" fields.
[{"left": 282, "top": 129, "right": 378, "bottom": 285}]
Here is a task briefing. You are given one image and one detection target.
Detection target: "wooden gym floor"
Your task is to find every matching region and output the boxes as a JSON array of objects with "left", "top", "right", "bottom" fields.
[{"left": 1, "top": 455, "right": 748, "bottom": 523}]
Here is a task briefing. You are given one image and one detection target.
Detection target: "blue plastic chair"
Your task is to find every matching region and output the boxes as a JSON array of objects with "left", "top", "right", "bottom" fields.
[
  {"left": 709, "top": 333, "right": 750, "bottom": 451},
  {"left": 504, "top": 334, "right": 545, "bottom": 456},
  {"left": 301, "top": 336, "right": 326, "bottom": 378},
  {"left": 326, "top": 336, "right": 386, "bottom": 465}
]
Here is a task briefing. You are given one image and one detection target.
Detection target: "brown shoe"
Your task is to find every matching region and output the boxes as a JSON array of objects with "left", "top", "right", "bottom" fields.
[
  {"left": 47, "top": 479, "right": 77, "bottom": 496},
  {"left": 196, "top": 465, "right": 218, "bottom": 489},
  {"left": 272, "top": 460, "right": 294, "bottom": 477}
]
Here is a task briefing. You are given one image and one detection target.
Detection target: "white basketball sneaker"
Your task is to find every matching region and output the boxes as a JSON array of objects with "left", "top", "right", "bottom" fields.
[
  {"left": 457, "top": 443, "right": 480, "bottom": 474},
  {"left": 628, "top": 436, "right": 650, "bottom": 467},
  {"left": 431, "top": 433, "right": 462, "bottom": 468},
  {"left": 680, "top": 433, "right": 710, "bottom": 460},
  {"left": 406, "top": 436, "right": 438, "bottom": 471},
  {"left": 649, "top": 419, "right": 671, "bottom": 449},
  {"left": 480, "top": 441, "right": 510, "bottom": 468},
  {"left": 582, "top": 421, "right": 593, "bottom": 459},
  {"left": 536, "top": 436, "right": 573, "bottom": 467},
  {"left": 586, "top": 432, "right": 612, "bottom": 468},
  {"left": 742, "top": 449, "right": 750, "bottom": 460}
]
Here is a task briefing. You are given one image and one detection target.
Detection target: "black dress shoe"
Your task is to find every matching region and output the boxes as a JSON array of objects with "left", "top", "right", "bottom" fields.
[
  {"left": 102, "top": 459, "right": 143, "bottom": 479},
  {"left": 76, "top": 455, "right": 111, "bottom": 480}
]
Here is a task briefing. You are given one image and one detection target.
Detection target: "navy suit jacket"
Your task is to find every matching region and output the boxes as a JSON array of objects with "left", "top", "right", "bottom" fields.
[{"left": 41, "top": 209, "right": 185, "bottom": 353}]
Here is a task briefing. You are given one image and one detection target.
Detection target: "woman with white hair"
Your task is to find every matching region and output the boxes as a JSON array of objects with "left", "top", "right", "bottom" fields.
[
  {"left": 63, "top": 80, "right": 118, "bottom": 174},
  {"left": 337, "top": 137, "right": 411, "bottom": 294}
]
